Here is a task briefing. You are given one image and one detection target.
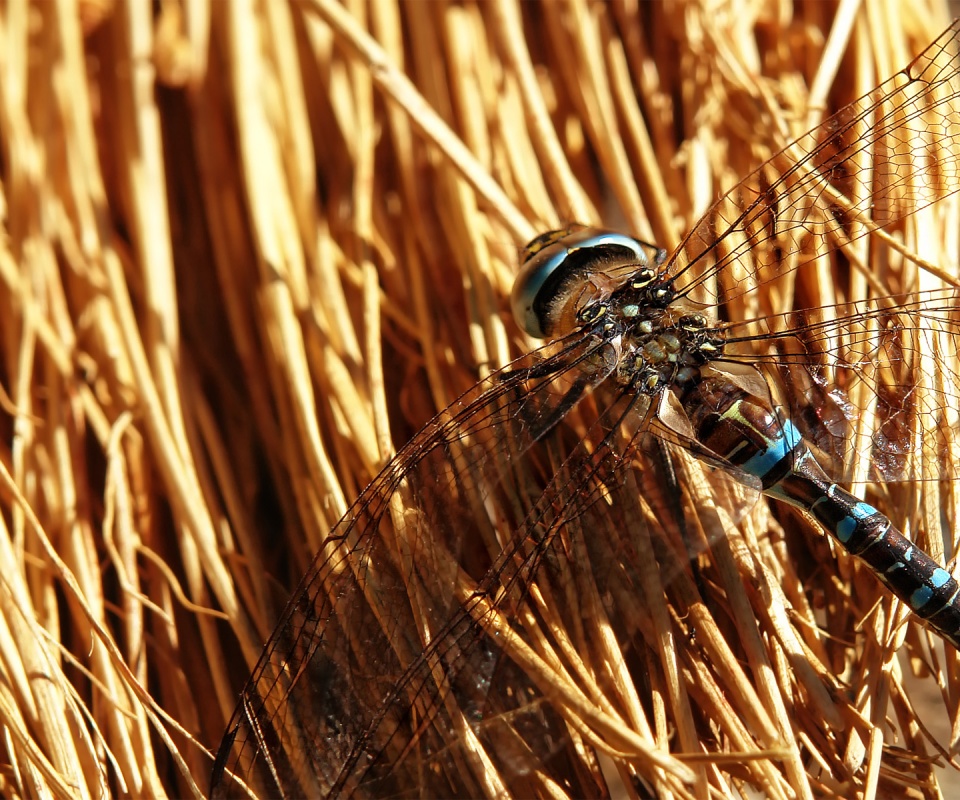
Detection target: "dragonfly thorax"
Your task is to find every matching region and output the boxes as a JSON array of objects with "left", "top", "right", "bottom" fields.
[
  {"left": 514, "top": 227, "right": 725, "bottom": 393},
  {"left": 614, "top": 307, "right": 726, "bottom": 394}
]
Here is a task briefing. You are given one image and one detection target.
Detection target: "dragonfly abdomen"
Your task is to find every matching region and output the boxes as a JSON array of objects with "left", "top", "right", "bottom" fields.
[
  {"left": 776, "top": 465, "right": 960, "bottom": 649},
  {"left": 678, "top": 375, "right": 803, "bottom": 491},
  {"left": 680, "top": 374, "right": 960, "bottom": 649}
]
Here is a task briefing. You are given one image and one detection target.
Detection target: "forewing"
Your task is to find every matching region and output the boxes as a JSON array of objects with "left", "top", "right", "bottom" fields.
[
  {"left": 210, "top": 331, "right": 634, "bottom": 798},
  {"left": 666, "top": 21, "right": 960, "bottom": 311}
]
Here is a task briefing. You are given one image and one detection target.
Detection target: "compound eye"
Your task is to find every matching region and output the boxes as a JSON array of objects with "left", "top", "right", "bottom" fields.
[
  {"left": 511, "top": 234, "right": 572, "bottom": 338},
  {"left": 511, "top": 227, "right": 650, "bottom": 339},
  {"left": 521, "top": 228, "right": 578, "bottom": 261}
]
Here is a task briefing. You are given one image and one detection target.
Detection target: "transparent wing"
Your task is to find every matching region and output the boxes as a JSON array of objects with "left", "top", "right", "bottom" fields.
[
  {"left": 716, "top": 288, "right": 960, "bottom": 483},
  {"left": 667, "top": 20, "right": 960, "bottom": 308},
  {"left": 210, "top": 320, "right": 774, "bottom": 798},
  {"left": 209, "top": 332, "right": 675, "bottom": 798}
]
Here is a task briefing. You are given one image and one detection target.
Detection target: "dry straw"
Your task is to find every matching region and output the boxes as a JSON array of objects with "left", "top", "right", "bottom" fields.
[{"left": 1, "top": 0, "right": 959, "bottom": 798}]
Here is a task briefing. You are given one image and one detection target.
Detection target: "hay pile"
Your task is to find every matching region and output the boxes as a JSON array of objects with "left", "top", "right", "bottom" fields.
[{"left": 0, "top": 1, "right": 957, "bottom": 797}]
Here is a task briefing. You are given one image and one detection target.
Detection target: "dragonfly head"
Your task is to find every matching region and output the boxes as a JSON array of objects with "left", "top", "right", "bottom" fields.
[{"left": 512, "top": 226, "right": 654, "bottom": 339}]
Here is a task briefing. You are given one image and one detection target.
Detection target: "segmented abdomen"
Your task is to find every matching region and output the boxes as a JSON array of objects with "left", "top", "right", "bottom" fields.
[{"left": 680, "top": 375, "right": 960, "bottom": 648}]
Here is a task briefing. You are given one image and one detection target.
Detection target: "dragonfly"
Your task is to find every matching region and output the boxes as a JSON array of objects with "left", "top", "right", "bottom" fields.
[{"left": 212, "top": 20, "right": 960, "bottom": 799}]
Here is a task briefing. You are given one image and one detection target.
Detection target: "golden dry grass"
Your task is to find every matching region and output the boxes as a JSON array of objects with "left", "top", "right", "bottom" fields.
[{"left": 1, "top": 0, "right": 959, "bottom": 798}]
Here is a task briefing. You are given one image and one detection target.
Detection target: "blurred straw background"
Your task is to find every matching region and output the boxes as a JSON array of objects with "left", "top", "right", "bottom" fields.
[{"left": 1, "top": 0, "right": 959, "bottom": 797}]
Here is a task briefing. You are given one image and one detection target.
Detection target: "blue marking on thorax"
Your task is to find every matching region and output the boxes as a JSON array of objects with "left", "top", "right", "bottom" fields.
[
  {"left": 835, "top": 501, "right": 879, "bottom": 544},
  {"left": 740, "top": 418, "right": 803, "bottom": 479}
]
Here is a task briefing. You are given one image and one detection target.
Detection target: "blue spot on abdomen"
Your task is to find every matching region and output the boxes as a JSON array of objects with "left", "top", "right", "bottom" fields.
[
  {"left": 911, "top": 584, "right": 934, "bottom": 609},
  {"left": 831, "top": 501, "right": 878, "bottom": 544},
  {"left": 740, "top": 420, "right": 802, "bottom": 479}
]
